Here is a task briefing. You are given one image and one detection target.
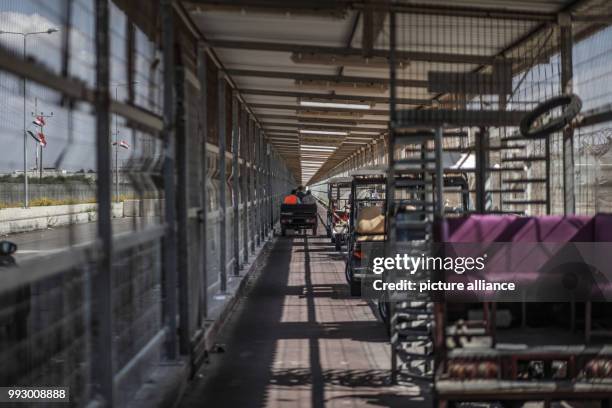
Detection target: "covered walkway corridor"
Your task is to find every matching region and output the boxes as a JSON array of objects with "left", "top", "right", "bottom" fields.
[
  {"left": 179, "top": 213, "right": 430, "bottom": 408},
  {"left": 1, "top": 0, "right": 612, "bottom": 407}
]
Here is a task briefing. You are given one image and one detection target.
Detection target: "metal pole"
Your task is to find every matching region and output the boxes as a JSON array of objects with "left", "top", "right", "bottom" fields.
[
  {"left": 560, "top": 13, "right": 575, "bottom": 215},
  {"left": 161, "top": 0, "right": 178, "bottom": 360},
  {"left": 232, "top": 94, "right": 240, "bottom": 274},
  {"left": 218, "top": 75, "right": 227, "bottom": 292},
  {"left": 175, "top": 64, "right": 190, "bottom": 354},
  {"left": 241, "top": 108, "right": 249, "bottom": 264},
  {"left": 92, "top": 0, "right": 113, "bottom": 403},
  {"left": 115, "top": 87, "right": 119, "bottom": 202},
  {"left": 197, "top": 44, "right": 208, "bottom": 320},
  {"left": 249, "top": 119, "right": 255, "bottom": 253},
  {"left": 23, "top": 35, "right": 28, "bottom": 207}
]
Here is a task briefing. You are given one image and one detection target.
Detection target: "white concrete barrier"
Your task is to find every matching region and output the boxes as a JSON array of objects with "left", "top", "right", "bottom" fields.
[
  {"left": 123, "top": 199, "right": 164, "bottom": 217},
  {"left": 0, "top": 202, "right": 124, "bottom": 235}
]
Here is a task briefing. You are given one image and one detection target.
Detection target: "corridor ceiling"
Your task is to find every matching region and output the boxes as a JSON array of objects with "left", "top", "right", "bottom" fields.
[{"left": 183, "top": 0, "right": 608, "bottom": 184}]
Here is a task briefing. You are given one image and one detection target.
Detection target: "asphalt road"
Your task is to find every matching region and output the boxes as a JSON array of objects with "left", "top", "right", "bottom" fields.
[{"left": 5, "top": 218, "right": 144, "bottom": 262}]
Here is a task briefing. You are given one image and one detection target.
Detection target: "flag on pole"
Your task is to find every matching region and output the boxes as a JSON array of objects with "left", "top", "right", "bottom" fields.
[
  {"left": 112, "top": 140, "right": 130, "bottom": 149},
  {"left": 27, "top": 130, "right": 47, "bottom": 146},
  {"left": 38, "top": 132, "right": 47, "bottom": 147},
  {"left": 32, "top": 115, "right": 45, "bottom": 127}
]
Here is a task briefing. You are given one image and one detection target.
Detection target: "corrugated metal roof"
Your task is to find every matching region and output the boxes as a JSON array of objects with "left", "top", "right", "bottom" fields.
[{"left": 184, "top": 0, "right": 605, "bottom": 184}]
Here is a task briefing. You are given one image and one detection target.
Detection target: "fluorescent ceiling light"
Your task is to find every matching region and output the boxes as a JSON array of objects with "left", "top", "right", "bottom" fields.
[
  {"left": 300, "top": 148, "right": 336, "bottom": 153},
  {"left": 300, "top": 144, "right": 336, "bottom": 149},
  {"left": 300, "top": 145, "right": 336, "bottom": 152},
  {"left": 300, "top": 100, "right": 371, "bottom": 110},
  {"left": 299, "top": 129, "right": 348, "bottom": 136}
]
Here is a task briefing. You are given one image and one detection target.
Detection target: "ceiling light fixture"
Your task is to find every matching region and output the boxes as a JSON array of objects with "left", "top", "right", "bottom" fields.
[
  {"left": 299, "top": 100, "right": 371, "bottom": 110},
  {"left": 299, "top": 129, "right": 348, "bottom": 136},
  {"left": 300, "top": 144, "right": 337, "bottom": 150}
]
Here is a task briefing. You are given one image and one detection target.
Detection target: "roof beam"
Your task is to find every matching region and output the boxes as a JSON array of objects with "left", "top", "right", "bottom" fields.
[
  {"left": 239, "top": 88, "right": 429, "bottom": 105},
  {"left": 210, "top": 39, "right": 512, "bottom": 65},
  {"left": 250, "top": 103, "right": 390, "bottom": 116},
  {"left": 187, "top": 0, "right": 557, "bottom": 21},
  {"left": 362, "top": 1, "right": 387, "bottom": 57},
  {"left": 263, "top": 122, "right": 385, "bottom": 131},
  {"left": 225, "top": 68, "right": 425, "bottom": 88},
  {"left": 185, "top": 0, "right": 350, "bottom": 17},
  {"left": 258, "top": 114, "right": 389, "bottom": 125}
]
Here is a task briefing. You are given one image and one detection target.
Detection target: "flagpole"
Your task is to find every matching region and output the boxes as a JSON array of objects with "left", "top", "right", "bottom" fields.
[
  {"left": 112, "top": 81, "right": 137, "bottom": 202},
  {"left": 31, "top": 99, "right": 53, "bottom": 180},
  {"left": 115, "top": 87, "right": 119, "bottom": 202}
]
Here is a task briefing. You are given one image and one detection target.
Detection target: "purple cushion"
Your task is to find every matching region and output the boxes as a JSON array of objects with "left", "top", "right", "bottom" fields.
[
  {"left": 594, "top": 214, "right": 612, "bottom": 242},
  {"left": 442, "top": 215, "right": 595, "bottom": 243}
]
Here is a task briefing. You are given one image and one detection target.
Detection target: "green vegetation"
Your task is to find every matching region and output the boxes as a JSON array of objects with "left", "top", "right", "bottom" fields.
[
  {"left": 0, "top": 174, "right": 96, "bottom": 184},
  {"left": 0, "top": 195, "right": 141, "bottom": 209}
]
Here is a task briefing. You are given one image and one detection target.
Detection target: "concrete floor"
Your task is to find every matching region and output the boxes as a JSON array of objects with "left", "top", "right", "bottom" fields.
[{"left": 179, "top": 214, "right": 431, "bottom": 408}]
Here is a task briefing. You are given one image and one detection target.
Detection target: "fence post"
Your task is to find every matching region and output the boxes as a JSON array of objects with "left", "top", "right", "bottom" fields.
[
  {"left": 160, "top": 0, "right": 178, "bottom": 360},
  {"left": 241, "top": 107, "right": 249, "bottom": 264},
  {"left": 175, "top": 61, "right": 190, "bottom": 355},
  {"left": 92, "top": 0, "right": 114, "bottom": 404},
  {"left": 218, "top": 75, "right": 227, "bottom": 293},
  {"left": 232, "top": 94, "right": 240, "bottom": 275},
  {"left": 249, "top": 119, "right": 256, "bottom": 253},
  {"left": 196, "top": 43, "right": 208, "bottom": 320}
]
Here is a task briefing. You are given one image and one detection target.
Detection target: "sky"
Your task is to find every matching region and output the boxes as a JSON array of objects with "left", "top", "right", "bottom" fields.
[{"left": 0, "top": 0, "right": 162, "bottom": 174}]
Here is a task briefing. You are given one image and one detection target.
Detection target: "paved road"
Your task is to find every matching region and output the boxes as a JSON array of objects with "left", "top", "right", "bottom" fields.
[
  {"left": 5, "top": 218, "right": 143, "bottom": 262},
  {"left": 179, "top": 209, "right": 430, "bottom": 408}
]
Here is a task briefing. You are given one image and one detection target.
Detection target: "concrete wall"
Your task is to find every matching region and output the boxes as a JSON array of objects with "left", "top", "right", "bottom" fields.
[{"left": 0, "top": 202, "right": 124, "bottom": 235}]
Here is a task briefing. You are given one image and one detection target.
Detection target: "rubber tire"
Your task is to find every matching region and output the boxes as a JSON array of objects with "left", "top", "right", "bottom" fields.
[
  {"left": 345, "top": 259, "right": 362, "bottom": 296},
  {"left": 326, "top": 227, "right": 332, "bottom": 238},
  {"left": 377, "top": 300, "right": 390, "bottom": 334},
  {"left": 350, "top": 280, "right": 362, "bottom": 297},
  {"left": 344, "top": 258, "right": 353, "bottom": 284},
  {"left": 520, "top": 94, "right": 582, "bottom": 138},
  {"left": 335, "top": 239, "right": 341, "bottom": 251}
]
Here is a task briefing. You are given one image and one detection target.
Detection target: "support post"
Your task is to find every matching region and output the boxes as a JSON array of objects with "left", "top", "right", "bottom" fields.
[
  {"left": 241, "top": 107, "right": 249, "bottom": 264},
  {"left": 175, "top": 62, "right": 190, "bottom": 354},
  {"left": 196, "top": 44, "right": 208, "bottom": 320},
  {"left": 218, "top": 75, "right": 227, "bottom": 292},
  {"left": 255, "top": 127, "right": 262, "bottom": 246},
  {"left": 249, "top": 119, "right": 256, "bottom": 252},
  {"left": 160, "top": 0, "right": 178, "bottom": 360},
  {"left": 560, "top": 13, "right": 575, "bottom": 215},
  {"left": 92, "top": 0, "right": 114, "bottom": 403},
  {"left": 232, "top": 94, "right": 240, "bottom": 274},
  {"left": 268, "top": 143, "right": 273, "bottom": 232},
  {"left": 475, "top": 127, "right": 489, "bottom": 214}
]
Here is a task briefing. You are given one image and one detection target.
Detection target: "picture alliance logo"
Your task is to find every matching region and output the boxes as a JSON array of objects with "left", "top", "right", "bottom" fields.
[{"left": 371, "top": 253, "right": 488, "bottom": 275}]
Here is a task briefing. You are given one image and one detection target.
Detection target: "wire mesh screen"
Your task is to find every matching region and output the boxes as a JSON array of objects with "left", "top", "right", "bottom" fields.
[
  {"left": 385, "top": 9, "right": 612, "bottom": 216},
  {"left": 0, "top": 0, "right": 165, "bottom": 406}
]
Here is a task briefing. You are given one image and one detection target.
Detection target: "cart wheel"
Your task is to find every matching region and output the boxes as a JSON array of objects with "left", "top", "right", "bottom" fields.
[
  {"left": 350, "top": 280, "right": 361, "bottom": 297},
  {"left": 344, "top": 258, "right": 353, "bottom": 284},
  {"left": 335, "top": 239, "right": 341, "bottom": 251},
  {"left": 326, "top": 227, "right": 332, "bottom": 238},
  {"left": 312, "top": 227, "right": 317, "bottom": 236},
  {"left": 281, "top": 228, "right": 286, "bottom": 236},
  {"left": 378, "top": 300, "right": 391, "bottom": 334}
]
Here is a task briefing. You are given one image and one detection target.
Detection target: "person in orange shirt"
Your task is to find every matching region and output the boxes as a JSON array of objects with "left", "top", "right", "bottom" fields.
[{"left": 283, "top": 189, "right": 301, "bottom": 204}]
